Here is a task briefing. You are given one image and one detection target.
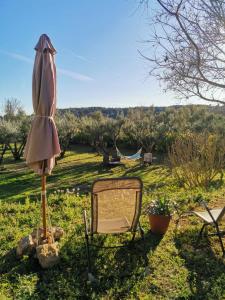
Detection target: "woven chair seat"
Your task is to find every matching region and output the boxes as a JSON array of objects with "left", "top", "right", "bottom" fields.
[{"left": 97, "top": 217, "right": 131, "bottom": 234}]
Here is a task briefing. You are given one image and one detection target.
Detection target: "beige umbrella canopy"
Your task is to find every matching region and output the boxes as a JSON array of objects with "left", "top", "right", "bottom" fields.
[
  {"left": 24, "top": 34, "right": 61, "bottom": 239},
  {"left": 24, "top": 34, "right": 60, "bottom": 174}
]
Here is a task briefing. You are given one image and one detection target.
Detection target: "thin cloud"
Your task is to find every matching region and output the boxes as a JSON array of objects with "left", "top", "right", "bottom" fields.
[
  {"left": 63, "top": 49, "right": 92, "bottom": 63},
  {"left": 0, "top": 50, "right": 94, "bottom": 82},
  {"left": 0, "top": 50, "right": 33, "bottom": 64},
  {"left": 58, "top": 68, "right": 94, "bottom": 81},
  {"left": 72, "top": 53, "right": 90, "bottom": 62}
]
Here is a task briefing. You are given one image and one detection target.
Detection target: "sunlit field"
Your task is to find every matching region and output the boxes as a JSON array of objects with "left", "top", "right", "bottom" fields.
[
  {"left": 0, "top": 146, "right": 225, "bottom": 299},
  {"left": 2, "top": 0, "right": 225, "bottom": 298}
]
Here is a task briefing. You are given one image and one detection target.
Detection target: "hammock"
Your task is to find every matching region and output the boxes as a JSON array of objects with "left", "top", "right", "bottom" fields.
[{"left": 116, "top": 146, "right": 142, "bottom": 160}]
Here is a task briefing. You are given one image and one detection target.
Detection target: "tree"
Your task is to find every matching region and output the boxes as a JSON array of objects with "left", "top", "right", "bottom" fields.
[
  {"left": 79, "top": 111, "right": 124, "bottom": 164},
  {"left": 122, "top": 107, "right": 160, "bottom": 153},
  {"left": 5, "top": 117, "right": 30, "bottom": 161},
  {"left": 141, "top": 0, "right": 225, "bottom": 104},
  {"left": 0, "top": 120, "right": 10, "bottom": 164},
  {"left": 1, "top": 99, "right": 30, "bottom": 161},
  {"left": 14, "top": 117, "right": 30, "bottom": 160},
  {"left": 165, "top": 105, "right": 225, "bottom": 136},
  {"left": 79, "top": 111, "right": 106, "bottom": 152},
  {"left": 55, "top": 112, "right": 78, "bottom": 159},
  {"left": 3, "top": 98, "right": 25, "bottom": 120}
]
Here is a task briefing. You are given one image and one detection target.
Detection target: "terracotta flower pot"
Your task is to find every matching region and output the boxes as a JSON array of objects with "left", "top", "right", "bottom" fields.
[{"left": 148, "top": 214, "right": 171, "bottom": 234}]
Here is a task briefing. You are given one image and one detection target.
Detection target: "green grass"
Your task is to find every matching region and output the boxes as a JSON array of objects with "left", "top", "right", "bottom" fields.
[{"left": 0, "top": 146, "right": 225, "bottom": 299}]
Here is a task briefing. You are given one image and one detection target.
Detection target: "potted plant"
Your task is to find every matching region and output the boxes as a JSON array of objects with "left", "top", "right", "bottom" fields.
[{"left": 146, "top": 196, "right": 173, "bottom": 234}]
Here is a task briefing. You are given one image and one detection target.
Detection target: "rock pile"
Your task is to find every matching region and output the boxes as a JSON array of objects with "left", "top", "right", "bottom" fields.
[{"left": 16, "top": 226, "right": 64, "bottom": 268}]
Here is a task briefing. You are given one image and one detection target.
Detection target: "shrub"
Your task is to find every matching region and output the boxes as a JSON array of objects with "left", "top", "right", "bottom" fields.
[{"left": 168, "top": 132, "right": 225, "bottom": 188}]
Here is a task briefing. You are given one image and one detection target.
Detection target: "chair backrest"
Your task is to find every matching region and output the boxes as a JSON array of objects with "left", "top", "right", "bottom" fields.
[{"left": 91, "top": 177, "right": 143, "bottom": 234}]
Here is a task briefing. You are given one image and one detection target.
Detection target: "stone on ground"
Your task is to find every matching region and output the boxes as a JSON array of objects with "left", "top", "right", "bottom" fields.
[
  {"left": 52, "top": 227, "right": 64, "bottom": 240},
  {"left": 31, "top": 226, "right": 64, "bottom": 243},
  {"left": 36, "top": 242, "right": 60, "bottom": 268},
  {"left": 16, "top": 235, "right": 35, "bottom": 257}
]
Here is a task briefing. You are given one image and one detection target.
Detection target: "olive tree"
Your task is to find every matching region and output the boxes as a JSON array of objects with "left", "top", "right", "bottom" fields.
[
  {"left": 0, "top": 120, "right": 10, "bottom": 164},
  {"left": 55, "top": 112, "right": 78, "bottom": 159},
  {"left": 122, "top": 107, "right": 160, "bottom": 153},
  {"left": 79, "top": 111, "right": 124, "bottom": 164},
  {"left": 1, "top": 99, "right": 30, "bottom": 161}
]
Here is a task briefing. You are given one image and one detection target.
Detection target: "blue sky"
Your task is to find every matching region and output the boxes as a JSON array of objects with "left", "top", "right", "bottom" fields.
[{"left": 0, "top": 0, "right": 204, "bottom": 113}]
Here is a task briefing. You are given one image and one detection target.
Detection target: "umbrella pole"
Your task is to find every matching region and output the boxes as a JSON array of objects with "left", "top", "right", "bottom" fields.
[{"left": 41, "top": 175, "right": 47, "bottom": 240}]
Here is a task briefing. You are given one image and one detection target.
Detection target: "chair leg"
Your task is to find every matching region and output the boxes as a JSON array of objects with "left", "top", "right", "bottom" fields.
[
  {"left": 83, "top": 210, "right": 92, "bottom": 277},
  {"left": 84, "top": 234, "right": 98, "bottom": 283},
  {"left": 138, "top": 222, "right": 144, "bottom": 240},
  {"left": 131, "top": 231, "right": 136, "bottom": 242},
  {"left": 196, "top": 224, "right": 206, "bottom": 245},
  {"left": 215, "top": 223, "right": 225, "bottom": 256},
  {"left": 85, "top": 233, "right": 92, "bottom": 275},
  {"left": 138, "top": 222, "right": 148, "bottom": 266},
  {"left": 131, "top": 222, "right": 144, "bottom": 242}
]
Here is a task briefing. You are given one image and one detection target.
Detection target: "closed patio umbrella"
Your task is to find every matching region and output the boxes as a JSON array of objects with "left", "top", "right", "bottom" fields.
[{"left": 24, "top": 34, "right": 61, "bottom": 240}]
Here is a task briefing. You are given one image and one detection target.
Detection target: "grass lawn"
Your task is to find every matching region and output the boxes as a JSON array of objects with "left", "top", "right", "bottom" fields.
[{"left": 0, "top": 146, "right": 225, "bottom": 299}]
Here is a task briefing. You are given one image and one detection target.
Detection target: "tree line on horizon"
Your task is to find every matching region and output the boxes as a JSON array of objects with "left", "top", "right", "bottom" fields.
[
  {"left": 57, "top": 104, "right": 222, "bottom": 118},
  {"left": 1, "top": 98, "right": 225, "bottom": 163},
  {"left": 1, "top": 98, "right": 225, "bottom": 188}
]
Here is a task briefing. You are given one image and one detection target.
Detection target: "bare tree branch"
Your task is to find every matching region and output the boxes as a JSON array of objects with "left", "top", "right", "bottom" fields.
[{"left": 141, "top": 0, "right": 225, "bottom": 104}]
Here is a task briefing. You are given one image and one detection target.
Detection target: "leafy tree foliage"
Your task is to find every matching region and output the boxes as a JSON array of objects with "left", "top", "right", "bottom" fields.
[
  {"left": 0, "top": 120, "right": 10, "bottom": 164},
  {"left": 122, "top": 107, "right": 159, "bottom": 152},
  {"left": 0, "top": 99, "right": 30, "bottom": 161},
  {"left": 79, "top": 111, "right": 124, "bottom": 163},
  {"left": 2, "top": 102, "right": 225, "bottom": 167},
  {"left": 55, "top": 112, "right": 78, "bottom": 159}
]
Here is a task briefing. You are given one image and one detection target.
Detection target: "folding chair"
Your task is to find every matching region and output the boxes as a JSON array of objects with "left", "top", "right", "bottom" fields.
[
  {"left": 83, "top": 177, "right": 144, "bottom": 279},
  {"left": 193, "top": 200, "right": 225, "bottom": 256}
]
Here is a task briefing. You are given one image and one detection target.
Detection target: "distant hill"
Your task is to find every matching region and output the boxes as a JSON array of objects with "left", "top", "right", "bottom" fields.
[
  {"left": 58, "top": 107, "right": 130, "bottom": 118},
  {"left": 57, "top": 105, "right": 183, "bottom": 118},
  {"left": 57, "top": 104, "right": 220, "bottom": 118}
]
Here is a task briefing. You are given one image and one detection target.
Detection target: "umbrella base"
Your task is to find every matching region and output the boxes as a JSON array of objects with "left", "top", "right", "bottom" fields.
[
  {"left": 16, "top": 226, "right": 64, "bottom": 268},
  {"left": 36, "top": 242, "right": 60, "bottom": 268}
]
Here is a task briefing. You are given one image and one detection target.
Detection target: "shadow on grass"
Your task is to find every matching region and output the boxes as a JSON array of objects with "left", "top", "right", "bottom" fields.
[
  {"left": 49, "top": 161, "right": 113, "bottom": 189},
  {"left": 0, "top": 248, "right": 42, "bottom": 284},
  {"left": 57, "top": 153, "right": 99, "bottom": 166},
  {"left": 0, "top": 169, "right": 39, "bottom": 203},
  {"left": 0, "top": 231, "right": 162, "bottom": 299},
  {"left": 1, "top": 159, "right": 170, "bottom": 203},
  {"left": 0, "top": 160, "right": 113, "bottom": 203},
  {"left": 174, "top": 228, "right": 225, "bottom": 300},
  {"left": 55, "top": 230, "right": 162, "bottom": 299},
  {"left": 122, "top": 163, "right": 169, "bottom": 177},
  {"left": 82, "top": 231, "right": 161, "bottom": 298},
  {"left": 207, "top": 178, "right": 224, "bottom": 191}
]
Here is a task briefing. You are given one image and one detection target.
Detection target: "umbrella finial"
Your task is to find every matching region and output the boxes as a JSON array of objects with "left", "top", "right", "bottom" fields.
[{"left": 35, "top": 34, "right": 56, "bottom": 54}]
